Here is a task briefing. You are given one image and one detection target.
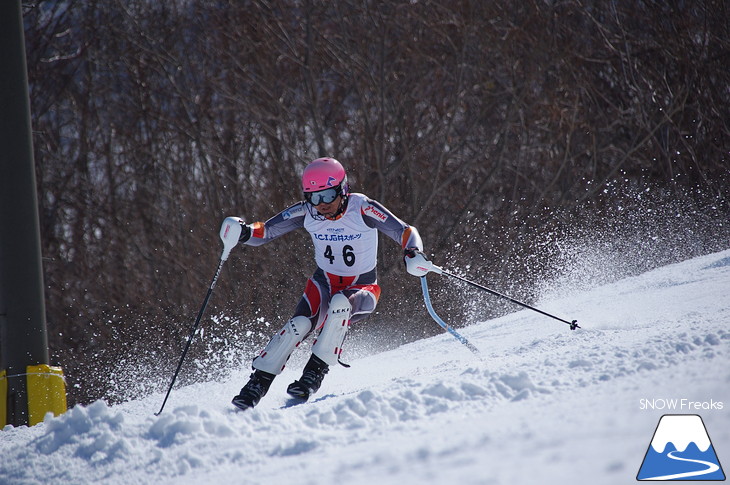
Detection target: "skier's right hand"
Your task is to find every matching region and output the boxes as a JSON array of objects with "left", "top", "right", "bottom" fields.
[
  {"left": 220, "top": 217, "right": 245, "bottom": 261},
  {"left": 238, "top": 220, "right": 251, "bottom": 243}
]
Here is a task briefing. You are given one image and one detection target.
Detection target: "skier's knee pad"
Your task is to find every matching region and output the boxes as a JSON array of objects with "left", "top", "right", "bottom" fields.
[
  {"left": 312, "top": 293, "right": 352, "bottom": 366},
  {"left": 253, "top": 315, "right": 312, "bottom": 375}
]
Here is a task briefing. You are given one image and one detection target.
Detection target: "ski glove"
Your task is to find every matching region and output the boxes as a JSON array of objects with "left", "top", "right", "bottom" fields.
[
  {"left": 238, "top": 220, "right": 251, "bottom": 243},
  {"left": 220, "top": 217, "right": 245, "bottom": 261},
  {"left": 404, "top": 248, "right": 436, "bottom": 277}
]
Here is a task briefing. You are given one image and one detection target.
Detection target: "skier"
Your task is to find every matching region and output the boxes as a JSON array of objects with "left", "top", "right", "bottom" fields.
[{"left": 229, "top": 157, "right": 433, "bottom": 410}]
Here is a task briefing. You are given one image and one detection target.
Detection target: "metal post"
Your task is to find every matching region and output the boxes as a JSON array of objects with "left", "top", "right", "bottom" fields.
[{"left": 0, "top": 0, "right": 52, "bottom": 426}]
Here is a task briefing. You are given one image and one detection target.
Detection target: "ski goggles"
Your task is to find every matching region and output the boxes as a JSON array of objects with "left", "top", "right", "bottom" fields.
[{"left": 305, "top": 186, "right": 340, "bottom": 206}]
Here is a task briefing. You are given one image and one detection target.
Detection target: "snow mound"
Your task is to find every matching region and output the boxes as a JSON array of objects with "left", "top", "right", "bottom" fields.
[{"left": 1, "top": 249, "right": 729, "bottom": 485}]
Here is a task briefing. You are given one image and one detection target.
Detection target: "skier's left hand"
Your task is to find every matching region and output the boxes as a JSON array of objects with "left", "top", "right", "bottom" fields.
[{"left": 404, "top": 248, "right": 435, "bottom": 277}]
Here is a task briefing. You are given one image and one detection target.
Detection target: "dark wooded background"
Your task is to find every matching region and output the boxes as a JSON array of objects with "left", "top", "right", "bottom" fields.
[{"left": 20, "top": 0, "right": 729, "bottom": 405}]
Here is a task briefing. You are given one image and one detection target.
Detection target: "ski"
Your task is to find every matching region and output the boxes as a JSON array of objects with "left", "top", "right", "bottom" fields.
[{"left": 231, "top": 396, "right": 255, "bottom": 411}]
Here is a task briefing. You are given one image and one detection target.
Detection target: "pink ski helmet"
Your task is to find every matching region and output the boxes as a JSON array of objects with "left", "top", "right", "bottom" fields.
[{"left": 301, "top": 157, "right": 348, "bottom": 194}]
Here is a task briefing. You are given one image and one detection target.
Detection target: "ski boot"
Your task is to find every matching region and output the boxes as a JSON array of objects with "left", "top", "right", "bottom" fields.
[
  {"left": 286, "top": 355, "right": 329, "bottom": 401},
  {"left": 232, "top": 370, "right": 275, "bottom": 410}
]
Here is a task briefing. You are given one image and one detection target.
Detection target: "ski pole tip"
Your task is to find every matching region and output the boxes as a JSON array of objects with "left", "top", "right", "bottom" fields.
[{"left": 569, "top": 320, "right": 580, "bottom": 330}]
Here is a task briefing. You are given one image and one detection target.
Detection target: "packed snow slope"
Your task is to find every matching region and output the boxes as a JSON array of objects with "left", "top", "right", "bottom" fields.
[{"left": 2, "top": 249, "right": 729, "bottom": 485}]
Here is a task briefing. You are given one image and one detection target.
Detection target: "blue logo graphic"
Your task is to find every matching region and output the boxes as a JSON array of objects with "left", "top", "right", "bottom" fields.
[{"left": 637, "top": 414, "right": 725, "bottom": 481}]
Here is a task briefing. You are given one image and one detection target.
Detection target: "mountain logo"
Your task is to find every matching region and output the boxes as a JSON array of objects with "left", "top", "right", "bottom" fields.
[{"left": 637, "top": 414, "right": 725, "bottom": 481}]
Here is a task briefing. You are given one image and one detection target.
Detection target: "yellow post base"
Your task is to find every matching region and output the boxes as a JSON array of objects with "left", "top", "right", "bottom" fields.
[
  {"left": 26, "top": 364, "right": 67, "bottom": 426},
  {"left": 0, "top": 365, "right": 67, "bottom": 427}
]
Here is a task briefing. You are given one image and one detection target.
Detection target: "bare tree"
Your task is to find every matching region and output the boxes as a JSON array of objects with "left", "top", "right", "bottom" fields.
[{"left": 23, "top": 0, "right": 729, "bottom": 405}]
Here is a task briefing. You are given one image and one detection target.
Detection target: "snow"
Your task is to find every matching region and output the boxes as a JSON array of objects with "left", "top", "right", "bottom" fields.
[{"left": 2, "top": 249, "right": 729, "bottom": 485}]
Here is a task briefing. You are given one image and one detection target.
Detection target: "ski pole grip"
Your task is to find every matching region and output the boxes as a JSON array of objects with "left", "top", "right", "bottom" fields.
[
  {"left": 429, "top": 262, "right": 443, "bottom": 275},
  {"left": 220, "top": 217, "right": 243, "bottom": 261}
]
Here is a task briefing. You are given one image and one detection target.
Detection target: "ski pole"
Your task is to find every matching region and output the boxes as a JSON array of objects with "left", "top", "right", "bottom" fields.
[
  {"left": 155, "top": 217, "right": 243, "bottom": 415},
  {"left": 420, "top": 275, "right": 482, "bottom": 356},
  {"left": 437, "top": 268, "right": 580, "bottom": 330}
]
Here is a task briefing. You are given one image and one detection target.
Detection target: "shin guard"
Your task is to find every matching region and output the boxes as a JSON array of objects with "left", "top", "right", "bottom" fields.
[
  {"left": 253, "top": 315, "right": 312, "bottom": 375},
  {"left": 312, "top": 293, "right": 351, "bottom": 366}
]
